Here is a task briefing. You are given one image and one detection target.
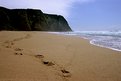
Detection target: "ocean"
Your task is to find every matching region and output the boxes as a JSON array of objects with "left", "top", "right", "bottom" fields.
[{"left": 50, "top": 31, "right": 121, "bottom": 52}]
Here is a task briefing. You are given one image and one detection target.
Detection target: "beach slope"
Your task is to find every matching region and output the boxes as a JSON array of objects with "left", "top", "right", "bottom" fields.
[{"left": 0, "top": 31, "right": 121, "bottom": 81}]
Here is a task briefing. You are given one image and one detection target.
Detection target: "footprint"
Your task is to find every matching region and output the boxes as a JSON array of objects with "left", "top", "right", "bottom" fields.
[
  {"left": 34, "top": 54, "right": 55, "bottom": 66},
  {"left": 3, "top": 41, "right": 14, "bottom": 48},
  {"left": 13, "top": 38, "right": 23, "bottom": 42},
  {"left": 61, "top": 69, "right": 71, "bottom": 77},
  {"left": 5, "top": 45, "right": 11, "bottom": 48},
  {"left": 35, "top": 55, "right": 44, "bottom": 59},
  {"left": 42, "top": 60, "right": 55, "bottom": 66},
  {"left": 24, "top": 34, "right": 31, "bottom": 39},
  {"left": 34, "top": 54, "right": 71, "bottom": 78},
  {"left": 15, "top": 48, "right": 23, "bottom": 51},
  {"left": 10, "top": 42, "right": 14, "bottom": 45},
  {"left": 14, "top": 52, "right": 23, "bottom": 55}
]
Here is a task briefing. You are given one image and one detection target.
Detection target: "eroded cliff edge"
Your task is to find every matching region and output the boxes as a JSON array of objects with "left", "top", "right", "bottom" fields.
[{"left": 0, "top": 7, "right": 72, "bottom": 31}]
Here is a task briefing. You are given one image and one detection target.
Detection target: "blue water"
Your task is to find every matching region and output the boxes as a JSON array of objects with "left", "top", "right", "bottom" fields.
[{"left": 50, "top": 31, "right": 121, "bottom": 52}]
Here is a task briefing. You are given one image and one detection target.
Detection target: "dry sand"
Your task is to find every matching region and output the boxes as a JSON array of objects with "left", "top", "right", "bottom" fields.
[{"left": 0, "top": 31, "right": 121, "bottom": 81}]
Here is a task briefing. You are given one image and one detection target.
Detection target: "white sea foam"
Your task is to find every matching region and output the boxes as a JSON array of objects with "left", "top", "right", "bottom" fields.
[
  {"left": 55, "top": 31, "right": 121, "bottom": 52},
  {"left": 90, "top": 40, "right": 121, "bottom": 52}
]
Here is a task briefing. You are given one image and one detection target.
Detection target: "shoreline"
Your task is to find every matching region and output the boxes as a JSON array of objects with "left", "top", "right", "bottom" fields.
[
  {"left": 90, "top": 40, "right": 121, "bottom": 52},
  {"left": 50, "top": 32, "right": 121, "bottom": 53}
]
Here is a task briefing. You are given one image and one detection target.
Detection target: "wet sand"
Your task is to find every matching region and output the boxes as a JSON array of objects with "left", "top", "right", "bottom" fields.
[{"left": 0, "top": 31, "right": 121, "bottom": 81}]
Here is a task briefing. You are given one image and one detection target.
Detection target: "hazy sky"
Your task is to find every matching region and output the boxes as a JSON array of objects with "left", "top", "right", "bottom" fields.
[{"left": 0, "top": 0, "right": 121, "bottom": 31}]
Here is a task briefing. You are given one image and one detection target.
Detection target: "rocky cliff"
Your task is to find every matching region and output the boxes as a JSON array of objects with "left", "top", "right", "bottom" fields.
[{"left": 0, "top": 7, "right": 72, "bottom": 31}]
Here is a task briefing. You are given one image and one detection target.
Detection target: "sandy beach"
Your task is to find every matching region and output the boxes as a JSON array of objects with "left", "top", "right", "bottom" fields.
[{"left": 0, "top": 31, "right": 121, "bottom": 81}]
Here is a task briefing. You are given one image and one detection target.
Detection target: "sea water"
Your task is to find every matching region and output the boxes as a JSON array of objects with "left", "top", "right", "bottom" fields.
[{"left": 51, "top": 31, "right": 121, "bottom": 52}]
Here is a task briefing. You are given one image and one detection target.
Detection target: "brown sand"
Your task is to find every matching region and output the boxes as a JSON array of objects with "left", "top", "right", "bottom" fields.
[{"left": 0, "top": 31, "right": 121, "bottom": 81}]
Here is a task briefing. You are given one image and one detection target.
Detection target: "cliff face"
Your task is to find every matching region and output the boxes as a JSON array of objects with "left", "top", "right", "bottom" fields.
[{"left": 0, "top": 7, "right": 72, "bottom": 31}]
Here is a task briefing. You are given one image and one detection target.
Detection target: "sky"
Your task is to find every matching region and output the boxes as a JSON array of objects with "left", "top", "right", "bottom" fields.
[{"left": 0, "top": 0, "right": 121, "bottom": 31}]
